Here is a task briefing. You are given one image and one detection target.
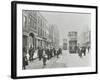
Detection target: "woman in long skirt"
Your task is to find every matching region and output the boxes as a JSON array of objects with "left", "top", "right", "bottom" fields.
[{"left": 42, "top": 49, "right": 47, "bottom": 67}]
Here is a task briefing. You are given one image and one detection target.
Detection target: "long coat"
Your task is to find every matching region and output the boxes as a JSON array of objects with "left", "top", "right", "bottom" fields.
[
  {"left": 78, "top": 48, "right": 82, "bottom": 57},
  {"left": 38, "top": 49, "right": 43, "bottom": 57}
]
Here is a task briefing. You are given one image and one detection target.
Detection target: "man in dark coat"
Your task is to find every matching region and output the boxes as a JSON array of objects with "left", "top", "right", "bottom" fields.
[
  {"left": 31, "top": 47, "right": 35, "bottom": 60},
  {"left": 29, "top": 47, "right": 32, "bottom": 62},
  {"left": 59, "top": 48, "right": 62, "bottom": 55},
  {"left": 54, "top": 48, "right": 56, "bottom": 56},
  {"left": 57, "top": 49, "right": 60, "bottom": 58},
  {"left": 50, "top": 48, "right": 53, "bottom": 59},
  {"left": 29, "top": 47, "right": 35, "bottom": 62},
  {"left": 23, "top": 47, "right": 28, "bottom": 69},
  {"left": 45, "top": 48, "right": 50, "bottom": 60},
  {"left": 83, "top": 47, "right": 86, "bottom": 56},
  {"left": 78, "top": 47, "right": 82, "bottom": 58},
  {"left": 38, "top": 47, "right": 43, "bottom": 61}
]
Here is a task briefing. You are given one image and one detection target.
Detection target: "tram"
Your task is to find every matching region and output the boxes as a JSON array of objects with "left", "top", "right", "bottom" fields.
[{"left": 69, "top": 40, "right": 77, "bottom": 53}]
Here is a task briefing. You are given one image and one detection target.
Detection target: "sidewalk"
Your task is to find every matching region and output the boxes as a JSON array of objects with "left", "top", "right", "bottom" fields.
[{"left": 26, "top": 56, "right": 59, "bottom": 69}]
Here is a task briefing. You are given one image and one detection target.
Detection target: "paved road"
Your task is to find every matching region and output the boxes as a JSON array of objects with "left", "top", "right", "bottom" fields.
[
  {"left": 57, "top": 50, "right": 91, "bottom": 67},
  {"left": 26, "top": 50, "right": 91, "bottom": 69}
]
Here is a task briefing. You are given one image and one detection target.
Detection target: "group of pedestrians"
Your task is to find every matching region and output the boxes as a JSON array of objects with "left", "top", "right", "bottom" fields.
[
  {"left": 77, "top": 46, "right": 90, "bottom": 58},
  {"left": 23, "top": 46, "right": 62, "bottom": 69},
  {"left": 37, "top": 47, "right": 62, "bottom": 67}
]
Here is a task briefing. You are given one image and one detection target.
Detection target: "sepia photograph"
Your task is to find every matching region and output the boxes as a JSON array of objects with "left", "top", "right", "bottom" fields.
[{"left": 11, "top": 1, "right": 97, "bottom": 79}]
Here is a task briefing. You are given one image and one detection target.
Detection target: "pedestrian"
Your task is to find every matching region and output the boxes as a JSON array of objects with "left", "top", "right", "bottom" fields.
[
  {"left": 38, "top": 47, "right": 43, "bottom": 61},
  {"left": 83, "top": 47, "right": 86, "bottom": 56},
  {"left": 33, "top": 47, "right": 38, "bottom": 59},
  {"left": 29, "top": 46, "right": 33, "bottom": 62},
  {"left": 23, "top": 55, "right": 28, "bottom": 69},
  {"left": 23, "top": 55, "right": 26, "bottom": 69},
  {"left": 51, "top": 48, "right": 53, "bottom": 58},
  {"left": 81, "top": 47, "right": 86, "bottom": 56},
  {"left": 59, "top": 48, "right": 62, "bottom": 55},
  {"left": 47, "top": 47, "right": 51, "bottom": 60},
  {"left": 86, "top": 47, "right": 88, "bottom": 54},
  {"left": 54, "top": 48, "right": 56, "bottom": 56},
  {"left": 78, "top": 47, "right": 82, "bottom": 58},
  {"left": 23, "top": 47, "right": 28, "bottom": 69},
  {"left": 45, "top": 47, "right": 49, "bottom": 60},
  {"left": 57, "top": 49, "right": 60, "bottom": 58},
  {"left": 42, "top": 49, "right": 47, "bottom": 66},
  {"left": 88, "top": 47, "right": 90, "bottom": 53},
  {"left": 49, "top": 48, "right": 52, "bottom": 59},
  {"left": 26, "top": 52, "right": 29, "bottom": 62}
]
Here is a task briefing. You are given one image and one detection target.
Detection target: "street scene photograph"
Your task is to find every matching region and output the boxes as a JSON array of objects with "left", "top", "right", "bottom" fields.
[{"left": 22, "top": 10, "right": 91, "bottom": 70}]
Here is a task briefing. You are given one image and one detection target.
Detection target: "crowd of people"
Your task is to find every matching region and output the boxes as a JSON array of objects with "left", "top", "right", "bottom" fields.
[
  {"left": 23, "top": 46, "right": 62, "bottom": 69},
  {"left": 23, "top": 45, "right": 90, "bottom": 69},
  {"left": 77, "top": 46, "right": 90, "bottom": 58}
]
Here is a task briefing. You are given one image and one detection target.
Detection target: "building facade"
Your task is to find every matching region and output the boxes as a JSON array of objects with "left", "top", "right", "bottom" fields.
[
  {"left": 22, "top": 10, "right": 60, "bottom": 54},
  {"left": 36, "top": 11, "right": 48, "bottom": 48},
  {"left": 78, "top": 31, "right": 91, "bottom": 48},
  {"left": 22, "top": 10, "right": 38, "bottom": 52},
  {"left": 68, "top": 31, "right": 77, "bottom": 53},
  {"left": 23, "top": 10, "right": 49, "bottom": 53},
  {"left": 48, "top": 25, "right": 60, "bottom": 49}
]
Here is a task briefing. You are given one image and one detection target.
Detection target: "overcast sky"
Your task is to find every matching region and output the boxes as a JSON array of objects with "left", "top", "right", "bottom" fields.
[{"left": 40, "top": 11, "right": 91, "bottom": 46}]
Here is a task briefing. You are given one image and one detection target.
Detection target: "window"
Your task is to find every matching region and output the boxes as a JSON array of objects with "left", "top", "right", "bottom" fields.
[{"left": 23, "top": 16, "right": 27, "bottom": 28}]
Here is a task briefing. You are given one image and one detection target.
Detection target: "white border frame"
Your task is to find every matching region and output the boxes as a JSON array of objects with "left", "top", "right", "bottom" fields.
[{"left": 16, "top": 3, "right": 96, "bottom": 77}]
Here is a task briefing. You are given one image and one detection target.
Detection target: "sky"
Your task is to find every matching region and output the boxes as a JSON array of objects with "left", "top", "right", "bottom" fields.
[{"left": 40, "top": 11, "right": 91, "bottom": 46}]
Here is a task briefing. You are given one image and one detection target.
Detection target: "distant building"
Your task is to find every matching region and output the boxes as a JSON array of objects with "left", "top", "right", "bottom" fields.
[
  {"left": 53, "top": 25, "right": 60, "bottom": 49},
  {"left": 49, "top": 24, "right": 60, "bottom": 48},
  {"left": 84, "top": 31, "right": 91, "bottom": 48},
  {"left": 68, "top": 31, "right": 77, "bottom": 53},
  {"left": 78, "top": 31, "right": 91, "bottom": 48}
]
